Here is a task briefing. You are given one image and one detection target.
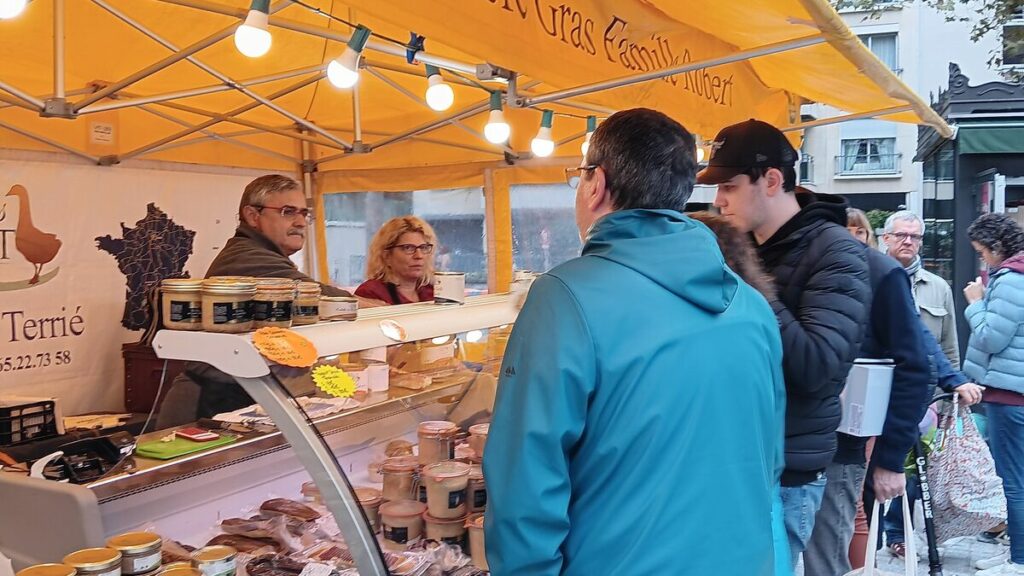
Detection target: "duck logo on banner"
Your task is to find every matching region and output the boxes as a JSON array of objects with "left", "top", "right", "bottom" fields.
[{"left": 0, "top": 184, "right": 62, "bottom": 291}]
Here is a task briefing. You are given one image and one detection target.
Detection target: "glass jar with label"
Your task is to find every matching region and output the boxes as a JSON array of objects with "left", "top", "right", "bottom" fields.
[
  {"left": 465, "top": 513, "right": 488, "bottom": 570},
  {"left": 190, "top": 546, "right": 236, "bottom": 576},
  {"left": 467, "top": 422, "right": 489, "bottom": 459},
  {"left": 381, "top": 456, "right": 419, "bottom": 502},
  {"left": 252, "top": 279, "right": 295, "bottom": 328},
  {"left": 319, "top": 296, "right": 358, "bottom": 321},
  {"left": 467, "top": 465, "right": 486, "bottom": 513},
  {"left": 292, "top": 282, "right": 321, "bottom": 326},
  {"left": 16, "top": 565, "right": 76, "bottom": 576},
  {"left": 379, "top": 499, "right": 427, "bottom": 551},
  {"left": 354, "top": 486, "right": 383, "bottom": 533},
  {"left": 107, "top": 532, "right": 162, "bottom": 576},
  {"left": 422, "top": 460, "right": 471, "bottom": 519},
  {"left": 201, "top": 278, "right": 256, "bottom": 333},
  {"left": 417, "top": 420, "right": 459, "bottom": 466},
  {"left": 63, "top": 548, "right": 123, "bottom": 576},
  {"left": 161, "top": 279, "right": 203, "bottom": 330},
  {"left": 423, "top": 512, "right": 468, "bottom": 549}
]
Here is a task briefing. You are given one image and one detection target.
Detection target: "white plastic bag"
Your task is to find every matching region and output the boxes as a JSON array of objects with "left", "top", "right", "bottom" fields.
[{"left": 844, "top": 498, "right": 915, "bottom": 576}]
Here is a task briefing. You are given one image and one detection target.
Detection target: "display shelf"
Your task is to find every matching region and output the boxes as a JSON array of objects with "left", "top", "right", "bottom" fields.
[
  {"left": 87, "top": 378, "right": 470, "bottom": 502},
  {"left": 152, "top": 294, "right": 518, "bottom": 378}
]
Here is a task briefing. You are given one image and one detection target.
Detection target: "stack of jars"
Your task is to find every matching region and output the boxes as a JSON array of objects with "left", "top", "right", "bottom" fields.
[
  {"left": 375, "top": 420, "right": 490, "bottom": 570},
  {"left": 15, "top": 532, "right": 199, "bottom": 576},
  {"left": 160, "top": 277, "right": 358, "bottom": 332}
]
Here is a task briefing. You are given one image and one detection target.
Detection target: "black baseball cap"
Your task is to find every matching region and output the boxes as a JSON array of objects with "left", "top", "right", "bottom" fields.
[{"left": 696, "top": 119, "right": 798, "bottom": 185}]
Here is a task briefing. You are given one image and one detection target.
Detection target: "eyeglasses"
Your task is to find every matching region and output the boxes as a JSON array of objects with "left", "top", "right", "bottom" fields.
[
  {"left": 886, "top": 232, "right": 924, "bottom": 244},
  {"left": 389, "top": 243, "right": 434, "bottom": 255},
  {"left": 565, "top": 165, "right": 599, "bottom": 189},
  {"left": 253, "top": 204, "right": 314, "bottom": 222}
]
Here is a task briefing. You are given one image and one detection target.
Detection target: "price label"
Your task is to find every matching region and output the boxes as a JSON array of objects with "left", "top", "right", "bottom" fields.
[
  {"left": 311, "top": 365, "right": 357, "bottom": 398},
  {"left": 252, "top": 327, "right": 318, "bottom": 367}
]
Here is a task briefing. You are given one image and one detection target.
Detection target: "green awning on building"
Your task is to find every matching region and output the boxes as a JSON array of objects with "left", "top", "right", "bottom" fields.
[{"left": 959, "top": 126, "right": 1024, "bottom": 154}]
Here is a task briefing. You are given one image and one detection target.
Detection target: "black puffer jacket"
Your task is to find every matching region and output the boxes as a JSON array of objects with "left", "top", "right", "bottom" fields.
[{"left": 757, "top": 191, "right": 871, "bottom": 485}]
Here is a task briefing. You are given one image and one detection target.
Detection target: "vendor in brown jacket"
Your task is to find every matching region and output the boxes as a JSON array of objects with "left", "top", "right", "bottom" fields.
[{"left": 157, "top": 175, "right": 365, "bottom": 427}]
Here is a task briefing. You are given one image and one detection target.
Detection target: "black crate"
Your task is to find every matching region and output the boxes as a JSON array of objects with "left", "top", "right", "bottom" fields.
[{"left": 0, "top": 399, "right": 59, "bottom": 446}]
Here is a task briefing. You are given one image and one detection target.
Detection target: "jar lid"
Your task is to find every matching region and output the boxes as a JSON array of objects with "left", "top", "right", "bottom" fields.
[
  {"left": 161, "top": 279, "right": 203, "bottom": 292},
  {"left": 422, "top": 460, "right": 471, "bottom": 480},
  {"left": 159, "top": 568, "right": 201, "bottom": 576},
  {"left": 379, "top": 499, "right": 427, "bottom": 518},
  {"left": 465, "top": 512, "right": 485, "bottom": 529},
  {"left": 202, "top": 278, "right": 256, "bottom": 293},
  {"left": 16, "top": 564, "right": 76, "bottom": 576},
  {"left": 354, "top": 487, "right": 382, "bottom": 506},
  {"left": 160, "top": 563, "right": 193, "bottom": 572},
  {"left": 297, "top": 282, "right": 321, "bottom": 293},
  {"left": 381, "top": 456, "right": 419, "bottom": 473},
  {"left": 106, "top": 532, "right": 162, "bottom": 552},
  {"left": 468, "top": 464, "right": 484, "bottom": 481},
  {"left": 254, "top": 278, "right": 297, "bottom": 289},
  {"left": 468, "top": 423, "right": 489, "bottom": 436},
  {"left": 63, "top": 548, "right": 122, "bottom": 569},
  {"left": 191, "top": 545, "right": 237, "bottom": 563},
  {"left": 422, "top": 511, "right": 469, "bottom": 525},
  {"left": 418, "top": 420, "right": 457, "bottom": 437}
]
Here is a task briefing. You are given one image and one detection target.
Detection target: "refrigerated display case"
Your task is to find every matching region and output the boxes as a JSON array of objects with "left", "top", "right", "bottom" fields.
[{"left": 0, "top": 294, "right": 517, "bottom": 574}]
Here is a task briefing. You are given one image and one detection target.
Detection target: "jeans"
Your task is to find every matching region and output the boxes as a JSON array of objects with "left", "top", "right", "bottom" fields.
[
  {"left": 803, "top": 463, "right": 867, "bottom": 576},
  {"left": 884, "top": 477, "right": 921, "bottom": 545},
  {"left": 780, "top": 474, "right": 828, "bottom": 568},
  {"left": 772, "top": 486, "right": 794, "bottom": 576},
  {"left": 988, "top": 403, "right": 1024, "bottom": 564}
]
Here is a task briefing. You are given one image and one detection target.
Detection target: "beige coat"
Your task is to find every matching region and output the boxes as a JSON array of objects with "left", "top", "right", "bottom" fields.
[{"left": 911, "top": 267, "right": 961, "bottom": 369}]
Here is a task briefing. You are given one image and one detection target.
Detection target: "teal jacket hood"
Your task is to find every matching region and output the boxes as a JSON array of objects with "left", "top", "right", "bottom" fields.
[{"left": 583, "top": 209, "right": 739, "bottom": 313}]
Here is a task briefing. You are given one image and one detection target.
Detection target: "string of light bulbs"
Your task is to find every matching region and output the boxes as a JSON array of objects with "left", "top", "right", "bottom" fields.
[{"left": 0, "top": 0, "right": 28, "bottom": 20}]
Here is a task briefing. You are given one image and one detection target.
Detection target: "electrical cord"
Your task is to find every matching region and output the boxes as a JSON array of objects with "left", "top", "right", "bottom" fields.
[{"left": 289, "top": 0, "right": 412, "bottom": 49}]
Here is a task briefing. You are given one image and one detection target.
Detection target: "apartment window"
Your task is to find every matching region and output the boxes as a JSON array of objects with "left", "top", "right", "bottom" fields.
[
  {"left": 858, "top": 33, "right": 899, "bottom": 73},
  {"left": 837, "top": 138, "right": 900, "bottom": 175},
  {"left": 799, "top": 153, "right": 815, "bottom": 184},
  {"left": 1005, "top": 8, "right": 1024, "bottom": 66}
]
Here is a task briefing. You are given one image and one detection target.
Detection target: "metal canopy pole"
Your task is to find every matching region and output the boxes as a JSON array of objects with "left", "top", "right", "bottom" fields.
[
  {"left": 0, "top": 93, "right": 40, "bottom": 111},
  {"left": 120, "top": 73, "right": 324, "bottom": 162},
  {"left": 234, "top": 376, "right": 387, "bottom": 576},
  {"left": 91, "top": 0, "right": 351, "bottom": 151},
  {"left": 54, "top": 0, "right": 65, "bottom": 99},
  {"left": 151, "top": 99, "right": 349, "bottom": 151},
  {"left": 352, "top": 79, "right": 362, "bottom": 144},
  {"left": 150, "top": 128, "right": 266, "bottom": 153},
  {"left": 0, "top": 86, "right": 93, "bottom": 111},
  {"left": 139, "top": 105, "right": 298, "bottom": 164},
  {"left": 524, "top": 35, "right": 827, "bottom": 106},
  {"left": 556, "top": 130, "right": 587, "bottom": 147},
  {"left": 0, "top": 120, "right": 101, "bottom": 163},
  {"left": 780, "top": 104, "right": 914, "bottom": 132},
  {"left": 79, "top": 65, "right": 324, "bottom": 114},
  {"left": 0, "top": 81, "right": 46, "bottom": 111},
  {"left": 365, "top": 67, "right": 515, "bottom": 155},
  {"left": 155, "top": 0, "right": 480, "bottom": 75}
]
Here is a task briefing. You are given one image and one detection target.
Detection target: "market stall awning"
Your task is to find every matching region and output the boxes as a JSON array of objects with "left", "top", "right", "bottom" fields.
[{"left": 0, "top": 0, "right": 951, "bottom": 173}]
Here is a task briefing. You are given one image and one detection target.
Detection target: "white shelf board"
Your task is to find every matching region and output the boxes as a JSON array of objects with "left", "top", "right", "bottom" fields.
[{"left": 152, "top": 293, "right": 519, "bottom": 378}]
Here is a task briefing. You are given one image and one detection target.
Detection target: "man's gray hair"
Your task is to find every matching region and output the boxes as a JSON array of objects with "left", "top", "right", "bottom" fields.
[
  {"left": 884, "top": 210, "right": 925, "bottom": 235},
  {"left": 239, "top": 174, "right": 301, "bottom": 219}
]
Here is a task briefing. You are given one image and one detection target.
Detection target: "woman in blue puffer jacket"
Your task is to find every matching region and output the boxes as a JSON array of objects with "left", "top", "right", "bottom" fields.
[{"left": 963, "top": 212, "right": 1024, "bottom": 575}]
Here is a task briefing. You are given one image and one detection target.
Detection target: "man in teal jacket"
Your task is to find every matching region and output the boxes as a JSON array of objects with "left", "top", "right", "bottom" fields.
[{"left": 484, "top": 109, "right": 787, "bottom": 575}]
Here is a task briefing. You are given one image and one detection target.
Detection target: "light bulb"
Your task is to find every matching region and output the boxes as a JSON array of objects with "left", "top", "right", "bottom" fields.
[
  {"left": 531, "top": 126, "right": 554, "bottom": 157},
  {"left": 581, "top": 133, "right": 592, "bottom": 156},
  {"left": 234, "top": 10, "right": 272, "bottom": 58},
  {"left": 696, "top": 146, "right": 706, "bottom": 163},
  {"left": 425, "top": 75, "right": 454, "bottom": 111},
  {"left": 327, "top": 48, "right": 361, "bottom": 88},
  {"left": 484, "top": 109, "right": 510, "bottom": 143},
  {"left": 465, "top": 330, "right": 483, "bottom": 343},
  {"left": 0, "top": 0, "right": 27, "bottom": 19}
]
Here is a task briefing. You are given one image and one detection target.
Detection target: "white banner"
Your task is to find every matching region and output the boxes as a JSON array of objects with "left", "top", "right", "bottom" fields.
[{"left": 0, "top": 153, "right": 270, "bottom": 414}]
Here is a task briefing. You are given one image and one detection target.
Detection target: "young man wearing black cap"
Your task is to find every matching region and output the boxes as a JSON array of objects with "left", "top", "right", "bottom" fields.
[{"left": 697, "top": 119, "right": 871, "bottom": 568}]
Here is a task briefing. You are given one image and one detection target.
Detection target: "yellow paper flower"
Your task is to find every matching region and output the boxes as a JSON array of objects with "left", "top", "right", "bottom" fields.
[{"left": 312, "top": 364, "right": 357, "bottom": 398}]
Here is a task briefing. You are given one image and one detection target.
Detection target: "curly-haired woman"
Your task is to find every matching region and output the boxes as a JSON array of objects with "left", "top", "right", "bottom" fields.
[
  {"left": 356, "top": 216, "right": 437, "bottom": 304},
  {"left": 963, "top": 212, "right": 1024, "bottom": 575}
]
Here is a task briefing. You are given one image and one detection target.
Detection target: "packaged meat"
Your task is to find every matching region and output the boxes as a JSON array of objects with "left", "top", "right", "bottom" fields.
[
  {"left": 258, "top": 499, "right": 321, "bottom": 522},
  {"left": 204, "top": 535, "right": 278, "bottom": 555}
]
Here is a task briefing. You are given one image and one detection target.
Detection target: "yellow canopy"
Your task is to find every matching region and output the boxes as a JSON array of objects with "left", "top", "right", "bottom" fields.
[{"left": 0, "top": 0, "right": 950, "bottom": 175}]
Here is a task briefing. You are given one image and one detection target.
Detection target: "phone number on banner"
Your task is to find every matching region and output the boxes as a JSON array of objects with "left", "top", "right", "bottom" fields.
[{"left": 0, "top": 350, "right": 72, "bottom": 373}]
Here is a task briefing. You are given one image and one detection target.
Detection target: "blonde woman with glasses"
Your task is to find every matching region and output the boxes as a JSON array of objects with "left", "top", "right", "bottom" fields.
[{"left": 356, "top": 216, "right": 438, "bottom": 304}]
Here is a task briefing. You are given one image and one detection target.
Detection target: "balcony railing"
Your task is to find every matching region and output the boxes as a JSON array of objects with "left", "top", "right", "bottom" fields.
[
  {"left": 799, "top": 155, "right": 814, "bottom": 183},
  {"left": 835, "top": 153, "right": 902, "bottom": 176}
]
